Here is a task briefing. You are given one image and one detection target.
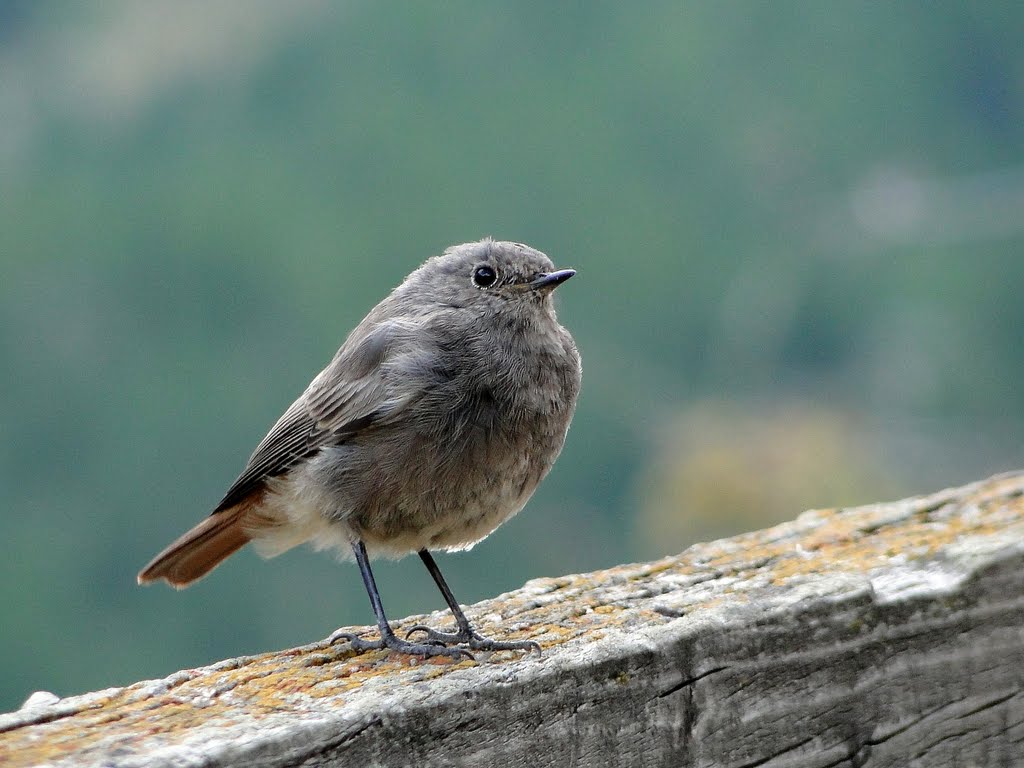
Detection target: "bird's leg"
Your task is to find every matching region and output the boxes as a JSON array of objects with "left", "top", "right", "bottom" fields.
[
  {"left": 406, "top": 549, "right": 541, "bottom": 654},
  {"left": 329, "top": 540, "right": 472, "bottom": 659}
]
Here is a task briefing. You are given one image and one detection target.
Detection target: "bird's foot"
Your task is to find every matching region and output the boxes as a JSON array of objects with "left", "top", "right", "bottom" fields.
[
  {"left": 328, "top": 629, "right": 473, "bottom": 660},
  {"left": 405, "top": 623, "right": 541, "bottom": 654}
]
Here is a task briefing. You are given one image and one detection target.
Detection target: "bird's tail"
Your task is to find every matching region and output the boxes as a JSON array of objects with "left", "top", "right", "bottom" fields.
[{"left": 137, "top": 501, "right": 264, "bottom": 589}]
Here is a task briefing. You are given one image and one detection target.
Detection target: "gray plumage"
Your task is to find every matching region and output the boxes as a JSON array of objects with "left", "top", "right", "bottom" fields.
[{"left": 139, "top": 239, "right": 580, "bottom": 657}]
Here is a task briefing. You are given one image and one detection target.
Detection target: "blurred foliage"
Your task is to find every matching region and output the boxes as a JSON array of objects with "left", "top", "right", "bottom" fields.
[
  {"left": 633, "top": 401, "right": 902, "bottom": 554},
  {"left": 2, "top": 1, "right": 1024, "bottom": 710}
]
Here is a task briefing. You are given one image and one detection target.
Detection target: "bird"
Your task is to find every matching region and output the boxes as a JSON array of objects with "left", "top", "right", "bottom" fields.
[{"left": 138, "top": 239, "right": 581, "bottom": 658}]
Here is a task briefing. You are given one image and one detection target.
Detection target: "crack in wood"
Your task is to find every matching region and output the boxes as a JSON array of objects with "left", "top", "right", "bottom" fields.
[{"left": 654, "top": 666, "right": 730, "bottom": 701}]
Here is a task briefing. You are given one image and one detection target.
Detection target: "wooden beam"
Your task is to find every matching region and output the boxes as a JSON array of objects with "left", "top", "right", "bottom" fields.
[{"left": 3, "top": 472, "right": 1024, "bottom": 767}]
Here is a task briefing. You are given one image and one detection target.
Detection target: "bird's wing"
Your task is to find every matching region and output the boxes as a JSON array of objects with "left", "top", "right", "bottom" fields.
[{"left": 212, "top": 319, "right": 414, "bottom": 513}]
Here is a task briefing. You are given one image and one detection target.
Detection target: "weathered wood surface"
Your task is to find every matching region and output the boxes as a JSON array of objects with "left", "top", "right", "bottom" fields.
[{"left": 3, "top": 473, "right": 1024, "bottom": 767}]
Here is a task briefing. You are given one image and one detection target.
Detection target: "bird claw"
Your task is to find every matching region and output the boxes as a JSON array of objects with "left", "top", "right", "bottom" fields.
[
  {"left": 329, "top": 629, "right": 473, "bottom": 660},
  {"left": 406, "top": 624, "right": 541, "bottom": 655},
  {"left": 328, "top": 630, "right": 381, "bottom": 651}
]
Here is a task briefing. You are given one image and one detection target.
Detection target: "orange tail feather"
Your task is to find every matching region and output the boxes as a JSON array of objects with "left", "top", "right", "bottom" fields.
[{"left": 138, "top": 503, "right": 257, "bottom": 588}]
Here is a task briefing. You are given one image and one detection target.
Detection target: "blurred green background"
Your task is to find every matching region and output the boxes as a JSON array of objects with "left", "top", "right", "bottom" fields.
[{"left": 3, "top": 1, "right": 1023, "bottom": 711}]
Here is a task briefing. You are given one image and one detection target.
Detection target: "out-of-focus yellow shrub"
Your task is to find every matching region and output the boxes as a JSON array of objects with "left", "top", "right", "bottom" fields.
[{"left": 633, "top": 400, "right": 905, "bottom": 557}]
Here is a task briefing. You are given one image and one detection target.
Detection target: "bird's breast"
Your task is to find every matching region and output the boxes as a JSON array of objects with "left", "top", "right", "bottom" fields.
[{"left": 295, "top": 319, "right": 579, "bottom": 557}]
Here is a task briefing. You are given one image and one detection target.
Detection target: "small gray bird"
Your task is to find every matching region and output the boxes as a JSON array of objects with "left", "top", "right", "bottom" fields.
[{"left": 138, "top": 239, "right": 581, "bottom": 658}]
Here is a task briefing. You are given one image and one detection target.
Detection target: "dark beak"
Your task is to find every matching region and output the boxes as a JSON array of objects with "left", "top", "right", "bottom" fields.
[{"left": 530, "top": 269, "right": 576, "bottom": 291}]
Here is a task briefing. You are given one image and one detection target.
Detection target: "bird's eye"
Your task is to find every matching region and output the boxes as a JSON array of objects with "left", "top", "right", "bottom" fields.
[{"left": 472, "top": 264, "right": 497, "bottom": 288}]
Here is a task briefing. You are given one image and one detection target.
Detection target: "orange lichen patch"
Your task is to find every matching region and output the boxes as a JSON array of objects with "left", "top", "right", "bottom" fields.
[
  {"left": 0, "top": 638, "right": 481, "bottom": 766},
  {"left": 684, "top": 481, "right": 1024, "bottom": 590},
  {"left": 637, "top": 558, "right": 678, "bottom": 577}
]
